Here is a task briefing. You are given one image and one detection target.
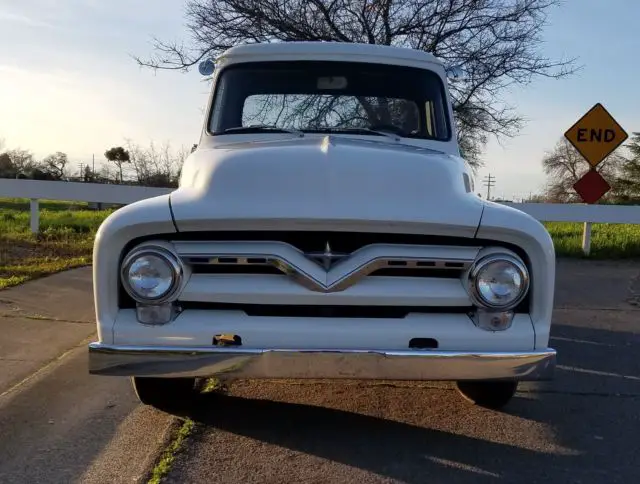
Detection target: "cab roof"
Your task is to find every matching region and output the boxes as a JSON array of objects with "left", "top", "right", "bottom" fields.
[{"left": 217, "top": 41, "right": 443, "bottom": 69}]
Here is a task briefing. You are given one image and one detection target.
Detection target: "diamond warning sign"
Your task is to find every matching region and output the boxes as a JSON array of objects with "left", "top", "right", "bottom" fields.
[
  {"left": 572, "top": 169, "right": 611, "bottom": 204},
  {"left": 564, "top": 103, "right": 628, "bottom": 167}
]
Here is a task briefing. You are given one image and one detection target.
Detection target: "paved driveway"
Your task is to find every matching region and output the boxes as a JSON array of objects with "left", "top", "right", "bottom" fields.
[
  {"left": 164, "top": 259, "right": 640, "bottom": 483},
  {"left": 0, "top": 259, "right": 638, "bottom": 483}
]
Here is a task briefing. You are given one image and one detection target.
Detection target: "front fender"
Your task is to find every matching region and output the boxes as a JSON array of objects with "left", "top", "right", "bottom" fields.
[
  {"left": 93, "top": 195, "right": 176, "bottom": 343},
  {"left": 476, "top": 202, "right": 556, "bottom": 350}
]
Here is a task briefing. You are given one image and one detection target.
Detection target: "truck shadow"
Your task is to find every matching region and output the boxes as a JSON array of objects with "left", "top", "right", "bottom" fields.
[{"left": 165, "top": 320, "right": 640, "bottom": 483}]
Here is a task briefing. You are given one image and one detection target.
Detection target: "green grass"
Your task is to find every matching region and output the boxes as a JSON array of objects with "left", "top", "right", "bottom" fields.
[
  {"left": 200, "top": 378, "right": 223, "bottom": 393},
  {"left": 0, "top": 199, "right": 112, "bottom": 289},
  {"left": 1, "top": 196, "right": 640, "bottom": 290},
  {"left": 544, "top": 222, "right": 640, "bottom": 258},
  {"left": 147, "top": 418, "right": 195, "bottom": 484},
  {"left": 0, "top": 197, "right": 92, "bottom": 211}
]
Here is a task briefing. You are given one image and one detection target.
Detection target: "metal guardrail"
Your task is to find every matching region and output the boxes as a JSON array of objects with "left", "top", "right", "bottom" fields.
[{"left": 1, "top": 179, "right": 638, "bottom": 255}]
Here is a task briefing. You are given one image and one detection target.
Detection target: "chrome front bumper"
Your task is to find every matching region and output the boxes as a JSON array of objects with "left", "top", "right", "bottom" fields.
[{"left": 88, "top": 343, "right": 556, "bottom": 381}]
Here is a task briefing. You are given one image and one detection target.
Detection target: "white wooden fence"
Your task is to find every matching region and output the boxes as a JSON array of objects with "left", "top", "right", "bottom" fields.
[
  {"left": 1, "top": 179, "right": 639, "bottom": 255},
  {"left": 0, "top": 179, "right": 171, "bottom": 233},
  {"left": 500, "top": 202, "right": 640, "bottom": 255}
]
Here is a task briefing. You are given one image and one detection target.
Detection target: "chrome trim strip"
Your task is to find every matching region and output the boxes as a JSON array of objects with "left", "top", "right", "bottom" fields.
[
  {"left": 173, "top": 241, "right": 480, "bottom": 293},
  {"left": 88, "top": 342, "right": 556, "bottom": 381}
]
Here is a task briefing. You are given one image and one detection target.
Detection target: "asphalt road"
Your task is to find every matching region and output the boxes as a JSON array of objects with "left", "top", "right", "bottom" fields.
[{"left": 1, "top": 259, "right": 639, "bottom": 483}]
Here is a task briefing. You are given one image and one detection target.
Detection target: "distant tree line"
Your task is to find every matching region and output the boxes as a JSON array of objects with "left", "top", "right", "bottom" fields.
[
  {"left": 540, "top": 132, "right": 640, "bottom": 204},
  {"left": 0, "top": 139, "right": 190, "bottom": 188},
  {"left": 0, "top": 144, "right": 69, "bottom": 181}
]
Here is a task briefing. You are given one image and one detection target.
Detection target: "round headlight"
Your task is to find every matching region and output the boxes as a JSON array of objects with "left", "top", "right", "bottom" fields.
[
  {"left": 469, "top": 254, "right": 529, "bottom": 309},
  {"left": 121, "top": 247, "right": 182, "bottom": 302}
]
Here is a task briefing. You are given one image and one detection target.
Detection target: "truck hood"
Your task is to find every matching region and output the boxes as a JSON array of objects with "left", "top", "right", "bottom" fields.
[{"left": 170, "top": 135, "right": 485, "bottom": 237}]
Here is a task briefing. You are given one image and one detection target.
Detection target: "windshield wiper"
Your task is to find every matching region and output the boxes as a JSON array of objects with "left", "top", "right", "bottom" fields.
[
  {"left": 314, "top": 127, "right": 401, "bottom": 140},
  {"left": 220, "top": 125, "right": 304, "bottom": 136}
]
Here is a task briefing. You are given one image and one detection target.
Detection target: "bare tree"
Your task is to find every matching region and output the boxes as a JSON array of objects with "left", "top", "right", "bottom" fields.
[
  {"left": 134, "top": 0, "right": 577, "bottom": 166},
  {"left": 40, "top": 152, "right": 68, "bottom": 180},
  {"left": 125, "top": 139, "right": 153, "bottom": 185},
  {"left": 541, "top": 138, "right": 622, "bottom": 202},
  {"left": 98, "top": 163, "right": 118, "bottom": 184},
  {"left": 3, "top": 148, "right": 37, "bottom": 175},
  {"left": 125, "top": 140, "right": 189, "bottom": 188}
]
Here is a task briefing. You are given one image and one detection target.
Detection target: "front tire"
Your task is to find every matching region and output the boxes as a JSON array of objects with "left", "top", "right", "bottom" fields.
[
  {"left": 456, "top": 381, "right": 518, "bottom": 410},
  {"left": 131, "top": 377, "right": 197, "bottom": 410}
]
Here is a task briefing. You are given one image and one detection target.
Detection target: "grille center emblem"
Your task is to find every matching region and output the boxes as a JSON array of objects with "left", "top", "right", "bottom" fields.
[
  {"left": 306, "top": 242, "right": 346, "bottom": 271},
  {"left": 321, "top": 242, "right": 334, "bottom": 271}
]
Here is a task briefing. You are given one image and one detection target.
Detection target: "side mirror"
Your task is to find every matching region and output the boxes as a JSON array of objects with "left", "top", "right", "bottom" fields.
[
  {"left": 198, "top": 59, "right": 216, "bottom": 76},
  {"left": 445, "top": 65, "right": 466, "bottom": 82}
]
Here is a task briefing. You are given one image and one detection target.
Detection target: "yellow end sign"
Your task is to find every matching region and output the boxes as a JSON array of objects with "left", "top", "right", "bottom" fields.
[{"left": 564, "top": 103, "right": 628, "bottom": 167}]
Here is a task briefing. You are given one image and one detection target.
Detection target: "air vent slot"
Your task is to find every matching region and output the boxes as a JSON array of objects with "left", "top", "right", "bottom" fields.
[
  {"left": 192, "top": 265, "right": 282, "bottom": 275},
  {"left": 444, "top": 262, "right": 465, "bottom": 268},
  {"left": 369, "top": 268, "right": 462, "bottom": 278},
  {"left": 416, "top": 261, "right": 436, "bottom": 267}
]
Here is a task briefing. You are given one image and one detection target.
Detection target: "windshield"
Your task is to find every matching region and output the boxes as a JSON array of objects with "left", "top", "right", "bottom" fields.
[{"left": 208, "top": 61, "right": 451, "bottom": 141}]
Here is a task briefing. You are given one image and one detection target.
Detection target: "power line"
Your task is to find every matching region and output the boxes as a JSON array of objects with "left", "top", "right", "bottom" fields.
[{"left": 482, "top": 174, "right": 496, "bottom": 200}]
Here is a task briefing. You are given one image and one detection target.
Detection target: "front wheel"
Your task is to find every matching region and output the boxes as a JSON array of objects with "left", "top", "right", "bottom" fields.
[
  {"left": 456, "top": 381, "right": 518, "bottom": 410},
  {"left": 131, "top": 377, "right": 197, "bottom": 410}
]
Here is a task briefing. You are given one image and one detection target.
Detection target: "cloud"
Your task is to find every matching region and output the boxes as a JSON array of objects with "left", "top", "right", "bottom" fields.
[{"left": 0, "top": 10, "right": 56, "bottom": 28}]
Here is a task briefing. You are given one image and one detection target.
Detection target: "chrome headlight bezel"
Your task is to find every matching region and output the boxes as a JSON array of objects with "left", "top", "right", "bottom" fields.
[
  {"left": 120, "top": 246, "right": 183, "bottom": 304},
  {"left": 467, "top": 253, "right": 530, "bottom": 310}
]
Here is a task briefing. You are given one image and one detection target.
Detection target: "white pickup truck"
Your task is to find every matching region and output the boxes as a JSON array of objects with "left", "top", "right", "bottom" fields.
[{"left": 88, "top": 41, "right": 556, "bottom": 411}]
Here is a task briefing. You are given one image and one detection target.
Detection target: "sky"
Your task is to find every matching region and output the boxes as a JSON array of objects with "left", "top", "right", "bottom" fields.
[{"left": 0, "top": 0, "right": 639, "bottom": 199}]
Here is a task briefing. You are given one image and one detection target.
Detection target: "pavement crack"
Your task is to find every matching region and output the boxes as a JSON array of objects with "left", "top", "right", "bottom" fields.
[
  {"left": 0, "top": 335, "right": 95, "bottom": 399},
  {"left": 0, "top": 312, "right": 92, "bottom": 325},
  {"left": 554, "top": 306, "right": 640, "bottom": 312},
  {"left": 146, "top": 418, "right": 195, "bottom": 484},
  {"left": 144, "top": 379, "right": 228, "bottom": 483},
  {"left": 518, "top": 389, "right": 640, "bottom": 398}
]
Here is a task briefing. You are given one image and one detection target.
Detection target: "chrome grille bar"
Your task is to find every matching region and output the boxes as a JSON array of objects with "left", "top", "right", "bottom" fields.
[
  {"left": 185, "top": 255, "right": 469, "bottom": 270},
  {"left": 173, "top": 241, "right": 480, "bottom": 293}
]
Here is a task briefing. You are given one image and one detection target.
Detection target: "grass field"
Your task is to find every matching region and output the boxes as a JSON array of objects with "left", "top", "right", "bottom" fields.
[
  {"left": 1, "top": 198, "right": 639, "bottom": 289},
  {"left": 545, "top": 222, "right": 640, "bottom": 259},
  {"left": 0, "top": 198, "right": 113, "bottom": 289}
]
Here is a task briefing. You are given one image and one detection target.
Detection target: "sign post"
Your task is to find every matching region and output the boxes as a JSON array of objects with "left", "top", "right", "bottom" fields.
[{"left": 563, "top": 103, "right": 629, "bottom": 255}]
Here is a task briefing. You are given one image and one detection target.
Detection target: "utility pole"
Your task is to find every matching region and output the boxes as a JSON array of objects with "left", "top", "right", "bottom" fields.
[
  {"left": 482, "top": 174, "right": 496, "bottom": 200},
  {"left": 78, "top": 162, "right": 84, "bottom": 180}
]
